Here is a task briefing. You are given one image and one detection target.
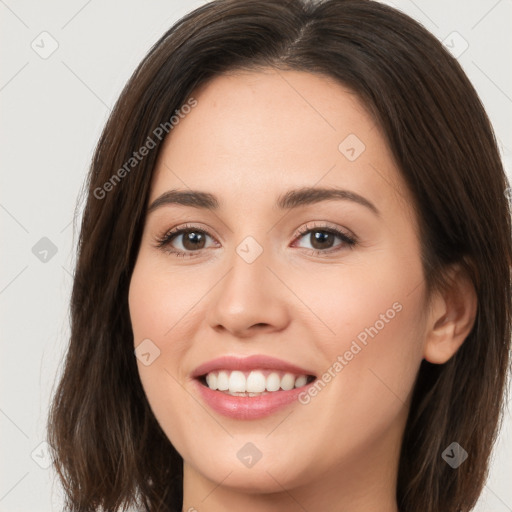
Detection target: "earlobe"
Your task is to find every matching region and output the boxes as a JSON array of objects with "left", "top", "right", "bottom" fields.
[{"left": 423, "top": 264, "right": 478, "bottom": 365}]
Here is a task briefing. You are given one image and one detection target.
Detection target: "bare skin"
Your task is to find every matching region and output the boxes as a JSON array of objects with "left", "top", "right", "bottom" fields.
[{"left": 128, "top": 68, "right": 477, "bottom": 512}]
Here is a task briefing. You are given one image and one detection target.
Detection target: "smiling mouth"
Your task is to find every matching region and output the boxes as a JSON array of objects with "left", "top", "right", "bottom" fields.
[{"left": 198, "top": 369, "right": 317, "bottom": 397}]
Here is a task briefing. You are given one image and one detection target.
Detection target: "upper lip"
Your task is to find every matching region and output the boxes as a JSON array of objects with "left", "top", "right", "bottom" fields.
[{"left": 191, "top": 355, "right": 317, "bottom": 379}]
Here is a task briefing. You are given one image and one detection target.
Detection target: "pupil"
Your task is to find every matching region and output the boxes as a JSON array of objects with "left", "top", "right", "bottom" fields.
[
  {"left": 184, "top": 231, "right": 205, "bottom": 250},
  {"left": 312, "top": 231, "right": 332, "bottom": 249}
]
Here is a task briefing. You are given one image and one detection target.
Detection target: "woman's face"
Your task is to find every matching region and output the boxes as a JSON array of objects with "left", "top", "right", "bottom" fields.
[{"left": 129, "top": 69, "right": 430, "bottom": 503}]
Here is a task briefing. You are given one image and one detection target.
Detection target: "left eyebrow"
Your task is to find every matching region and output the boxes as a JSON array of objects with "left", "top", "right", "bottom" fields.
[
  {"left": 147, "top": 186, "right": 380, "bottom": 217},
  {"left": 147, "top": 189, "right": 219, "bottom": 213}
]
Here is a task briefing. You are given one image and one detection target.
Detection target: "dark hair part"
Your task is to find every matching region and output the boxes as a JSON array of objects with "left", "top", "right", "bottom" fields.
[{"left": 47, "top": 0, "right": 512, "bottom": 510}]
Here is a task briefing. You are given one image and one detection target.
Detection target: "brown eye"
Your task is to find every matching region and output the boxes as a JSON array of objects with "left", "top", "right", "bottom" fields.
[
  {"left": 155, "top": 222, "right": 356, "bottom": 259},
  {"left": 155, "top": 225, "right": 216, "bottom": 258},
  {"left": 305, "top": 231, "right": 338, "bottom": 250},
  {"left": 177, "top": 230, "right": 208, "bottom": 251},
  {"left": 293, "top": 224, "right": 356, "bottom": 255}
]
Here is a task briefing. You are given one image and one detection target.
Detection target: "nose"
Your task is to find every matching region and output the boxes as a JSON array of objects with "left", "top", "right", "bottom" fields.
[{"left": 206, "top": 245, "right": 290, "bottom": 339}]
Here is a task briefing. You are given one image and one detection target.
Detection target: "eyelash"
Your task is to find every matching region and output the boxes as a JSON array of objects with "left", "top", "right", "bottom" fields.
[{"left": 154, "top": 222, "right": 357, "bottom": 259}]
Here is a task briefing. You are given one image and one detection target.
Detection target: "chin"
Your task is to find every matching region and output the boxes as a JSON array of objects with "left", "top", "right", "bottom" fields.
[{"left": 184, "top": 442, "right": 311, "bottom": 493}]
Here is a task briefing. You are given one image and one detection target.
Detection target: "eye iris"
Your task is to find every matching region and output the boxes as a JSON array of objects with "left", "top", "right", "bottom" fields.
[
  {"left": 311, "top": 231, "right": 334, "bottom": 250},
  {"left": 182, "top": 231, "right": 206, "bottom": 250}
]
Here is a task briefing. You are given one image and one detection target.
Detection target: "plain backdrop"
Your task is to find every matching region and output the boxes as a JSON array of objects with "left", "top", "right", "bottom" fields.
[{"left": 1, "top": 0, "right": 511, "bottom": 510}]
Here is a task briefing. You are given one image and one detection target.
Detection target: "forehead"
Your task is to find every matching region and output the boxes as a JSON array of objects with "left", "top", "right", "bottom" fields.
[{"left": 149, "top": 68, "right": 412, "bottom": 219}]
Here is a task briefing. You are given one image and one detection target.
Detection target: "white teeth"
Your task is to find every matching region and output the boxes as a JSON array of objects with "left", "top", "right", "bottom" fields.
[
  {"left": 247, "top": 371, "right": 266, "bottom": 392},
  {"left": 294, "top": 375, "right": 307, "bottom": 388},
  {"left": 217, "top": 371, "right": 229, "bottom": 391},
  {"left": 266, "top": 372, "right": 281, "bottom": 392},
  {"left": 205, "top": 373, "right": 217, "bottom": 390},
  {"left": 203, "top": 369, "right": 312, "bottom": 394},
  {"left": 228, "top": 371, "right": 246, "bottom": 392},
  {"left": 281, "top": 373, "right": 295, "bottom": 391}
]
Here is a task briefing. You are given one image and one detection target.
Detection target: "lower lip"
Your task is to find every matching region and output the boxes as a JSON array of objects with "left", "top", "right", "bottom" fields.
[{"left": 193, "top": 379, "right": 315, "bottom": 420}]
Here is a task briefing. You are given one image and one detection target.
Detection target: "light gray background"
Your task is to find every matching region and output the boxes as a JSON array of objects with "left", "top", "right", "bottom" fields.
[{"left": 1, "top": 0, "right": 511, "bottom": 510}]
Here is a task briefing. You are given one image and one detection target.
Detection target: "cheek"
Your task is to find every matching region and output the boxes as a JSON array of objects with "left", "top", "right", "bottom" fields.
[
  {"left": 128, "top": 255, "right": 209, "bottom": 387},
  {"left": 128, "top": 256, "right": 199, "bottom": 343},
  {"left": 296, "top": 242, "right": 427, "bottom": 412},
  {"left": 291, "top": 250, "right": 425, "bottom": 356},
  {"left": 129, "top": 254, "right": 175, "bottom": 337},
  {"left": 293, "top": 278, "right": 425, "bottom": 464},
  {"left": 128, "top": 261, "right": 196, "bottom": 450}
]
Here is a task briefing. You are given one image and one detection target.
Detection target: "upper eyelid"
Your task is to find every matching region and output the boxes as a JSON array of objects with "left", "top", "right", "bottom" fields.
[
  {"left": 160, "top": 221, "right": 348, "bottom": 237},
  {"left": 294, "top": 221, "right": 355, "bottom": 238}
]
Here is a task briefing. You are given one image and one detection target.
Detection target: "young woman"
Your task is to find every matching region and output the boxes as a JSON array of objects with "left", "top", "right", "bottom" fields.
[{"left": 47, "top": 1, "right": 512, "bottom": 511}]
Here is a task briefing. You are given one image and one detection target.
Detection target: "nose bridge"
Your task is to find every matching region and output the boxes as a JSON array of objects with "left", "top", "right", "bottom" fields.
[
  {"left": 221, "top": 233, "right": 271, "bottom": 305},
  {"left": 207, "top": 231, "right": 288, "bottom": 334}
]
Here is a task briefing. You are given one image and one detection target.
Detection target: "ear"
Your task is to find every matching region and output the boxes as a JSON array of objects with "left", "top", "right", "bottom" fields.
[{"left": 423, "top": 264, "right": 478, "bottom": 364}]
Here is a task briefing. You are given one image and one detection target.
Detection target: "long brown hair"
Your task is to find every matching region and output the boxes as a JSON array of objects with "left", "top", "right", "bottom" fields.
[{"left": 47, "top": 0, "right": 512, "bottom": 510}]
